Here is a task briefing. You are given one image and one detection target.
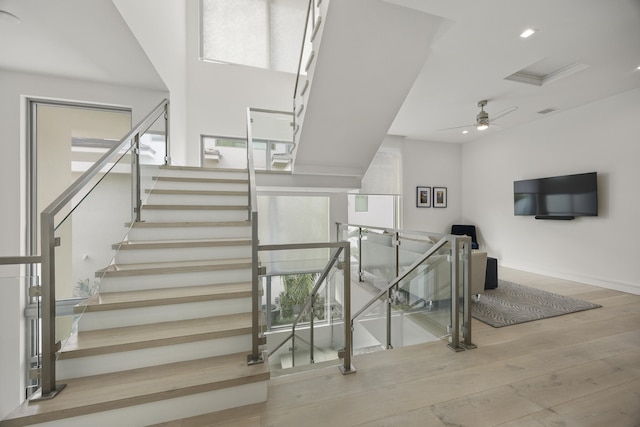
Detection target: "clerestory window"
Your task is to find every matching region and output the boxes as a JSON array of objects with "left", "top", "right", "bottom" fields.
[{"left": 200, "top": 0, "right": 307, "bottom": 73}]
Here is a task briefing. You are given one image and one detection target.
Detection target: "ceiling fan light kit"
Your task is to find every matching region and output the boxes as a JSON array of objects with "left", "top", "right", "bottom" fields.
[{"left": 476, "top": 100, "right": 490, "bottom": 130}]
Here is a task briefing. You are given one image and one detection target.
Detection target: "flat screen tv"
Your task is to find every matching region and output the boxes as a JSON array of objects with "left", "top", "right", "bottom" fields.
[{"left": 514, "top": 172, "right": 598, "bottom": 219}]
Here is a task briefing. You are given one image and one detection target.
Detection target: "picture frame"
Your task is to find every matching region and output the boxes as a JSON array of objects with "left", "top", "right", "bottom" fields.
[
  {"left": 433, "top": 187, "right": 447, "bottom": 208},
  {"left": 416, "top": 186, "right": 431, "bottom": 208}
]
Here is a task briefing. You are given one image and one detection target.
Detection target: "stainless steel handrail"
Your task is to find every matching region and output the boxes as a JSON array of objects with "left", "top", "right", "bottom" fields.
[
  {"left": 0, "top": 256, "right": 42, "bottom": 265},
  {"left": 259, "top": 241, "right": 354, "bottom": 374},
  {"left": 338, "top": 222, "right": 474, "bottom": 352},
  {"left": 37, "top": 98, "right": 169, "bottom": 400},
  {"left": 41, "top": 99, "right": 168, "bottom": 220}
]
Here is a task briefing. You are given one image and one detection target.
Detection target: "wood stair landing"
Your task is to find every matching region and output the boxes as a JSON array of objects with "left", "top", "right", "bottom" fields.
[{"left": 1, "top": 353, "right": 269, "bottom": 427}]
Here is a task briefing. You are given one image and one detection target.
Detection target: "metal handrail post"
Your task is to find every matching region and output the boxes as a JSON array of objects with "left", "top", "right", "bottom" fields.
[
  {"left": 36, "top": 212, "right": 66, "bottom": 400},
  {"left": 340, "top": 244, "right": 355, "bottom": 374},
  {"left": 394, "top": 231, "right": 400, "bottom": 277},
  {"left": 448, "top": 237, "right": 463, "bottom": 352},
  {"left": 461, "top": 241, "right": 476, "bottom": 349},
  {"left": 310, "top": 298, "right": 315, "bottom": 364},
  {"left": 133, "top": 133, "right": 141, "bottom": 223},
  {"left": 246, "top": 108, "right": 263, "bottom": 365},
  {"left": 164, "top": 101, "right": 171, "bottom": 165},
  {"left": 386, "top": 287, "right": 393, "bottom": 349},
  {"left": 248, "top": 211, "right": 262, "bottom": 364},
  {"left": 358, "top": 227, "right": 363, "bottom": 282}
]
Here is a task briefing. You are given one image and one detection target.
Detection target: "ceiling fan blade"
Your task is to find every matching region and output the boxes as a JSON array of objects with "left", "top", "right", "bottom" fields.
[
  {"left": 490, "top": 106, "right": 518, "bottom": 121},
  {"left": 438, "top": 124, "right": 475, "bottom": 131}
]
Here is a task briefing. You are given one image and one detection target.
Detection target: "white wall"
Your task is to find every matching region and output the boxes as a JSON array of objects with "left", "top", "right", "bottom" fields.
[
  {"left": 461, "top": 88, "right": 640, "bottom": 294},
  {"left": 400, "top": 137, "right": 462, "bottom": 233},
  {"left": 0, "top": 69, "right": 167, "bottom": 418},
  {"left": 184, "top": 0, "right": 295, "bottom": 167},
  {"left": 112, "top": 0, "right": 188, "bottom": 165}
]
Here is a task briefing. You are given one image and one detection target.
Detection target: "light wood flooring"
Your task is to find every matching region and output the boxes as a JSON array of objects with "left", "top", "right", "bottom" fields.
[{"left": 153, "top": 267, "right": 640, "bottom": 427}]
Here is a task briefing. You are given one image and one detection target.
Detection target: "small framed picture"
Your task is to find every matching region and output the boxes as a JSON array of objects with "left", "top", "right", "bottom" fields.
[
  {"left": 433, "top": 187, "right": 447, "bottom": 208},
  {"left": 416, "top": 186, "right": 431, "bottom": 208}
]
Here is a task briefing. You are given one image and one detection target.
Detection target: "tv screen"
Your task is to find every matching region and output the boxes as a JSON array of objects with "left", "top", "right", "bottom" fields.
[{"left": 514, "top": 172, "right": 598, "bottom": 217}]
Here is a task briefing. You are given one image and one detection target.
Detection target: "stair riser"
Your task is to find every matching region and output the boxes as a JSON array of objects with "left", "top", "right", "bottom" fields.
[
  {"left": 57, "top": 335, "right": 252, "bottom": 379},
  {"left": 127, "top": 225, "right": 251, "bottom": 241},
  {"left": 159, "top": 168, "right": 248, "bottom": 180},
  {"left": 140, "top": 208, "right": 248, "bottom": 223},
  {"left": 114, "top": 245, "right": 251, "bottom": 264},
  {"left": 24, "top": 382, "right": 267, "bottom": 427},
  {"left": 99, "top": 269, "right": 252, "bottom": 293},
  {"left": 78, "top": 297, "right": 251, "bottom": 331},
  {"left": 145, "top": 193, "right": 249, "bottom": 206},
  {"left": 153, "top": 180, "right": 248, "bottom": 192}
]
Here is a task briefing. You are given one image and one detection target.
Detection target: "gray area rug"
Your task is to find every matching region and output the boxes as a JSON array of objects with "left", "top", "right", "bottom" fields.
[{"left": 472, "top": 280, "right": 602, "bottom": 328}]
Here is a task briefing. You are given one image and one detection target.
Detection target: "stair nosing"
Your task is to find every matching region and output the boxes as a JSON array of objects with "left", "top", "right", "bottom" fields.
[
  {"left": 96, "top": 258, "right": 252, "bottom": 278},
  {"left": 112, "top": 238, "right": 252, "bottom": 250},
  {"left": 59, "top": 313, "right": 253, "bottom": 359},
  {"left": 127, "top": 220, "right": 251, "bottom": 228},
  {"left": 75, "top": 282, "right": 254, "bottom": 313},
  {"left": 141, "top": 204, "right": 249, "bottom": 211},
  {"left": 160, "top": 165, "right": 248, "bottom": 173},
  {"left": 145, "top": 189, "right": 248, "bottom": 196},
  {"left": 153, "top": 176, "right": 249, "bottom": 184}
]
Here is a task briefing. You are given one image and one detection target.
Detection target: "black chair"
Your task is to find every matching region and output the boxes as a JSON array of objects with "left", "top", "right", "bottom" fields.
[{"left": 451, "top": 224, "right": 479, "bottom": 250}]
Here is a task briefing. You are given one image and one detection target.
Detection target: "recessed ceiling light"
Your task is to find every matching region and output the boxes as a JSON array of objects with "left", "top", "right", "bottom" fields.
[
  {"left": 0, "top": 10, "right": 21, "bottom": 24},
  {"left": 636, "top": 65, "right": 640, "bottom": 70},
  {"left": 462, "top": 130, "right": 469, "bottom": 134},
  {"left": 520, "top": 28, "right": 537, "bottom": 38}
]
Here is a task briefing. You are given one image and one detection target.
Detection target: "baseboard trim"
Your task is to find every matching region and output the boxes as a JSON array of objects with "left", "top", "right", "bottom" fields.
[{"left": 500, "top": 262, "right": 640, "bottom": 296}]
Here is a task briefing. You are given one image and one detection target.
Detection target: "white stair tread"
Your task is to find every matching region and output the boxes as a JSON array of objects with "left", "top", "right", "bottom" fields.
[
  {"left": 128, "top": 220, "right": 251, "bottom": 228},
  {"left": 60, "top": 313, "right": 253, "bottom": 359},
  {"left": 75, "top": 282, "right": 253, "bottom": 313},
  {"left": 113, "top": 238, "right": 251, "bottom": 250},
  {"left": 3, "top": 353, "right": 269, "bottom": 427},
  {"left": 146, "top": 189, "right": 248, "bottom": 196},
  {"left": 153, "top": 176, "right": 249, "bottom": 184},
  {"left": 160, "top": 165, "right": 248, "bottom": 173},
  {"left": 141, "top": 204, "right": 248, "bottom": 210},
  {"left": 96, "top": 258, "right": 252, "bottom": 277}
]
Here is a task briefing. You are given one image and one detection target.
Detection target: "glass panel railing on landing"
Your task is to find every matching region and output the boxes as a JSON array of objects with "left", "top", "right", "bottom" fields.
[
  {"left": 338, "top": 222, "right": 474, "bottom": 353},
  {"left": 260, "top": 242, "right": 352, "bottom": 376}
]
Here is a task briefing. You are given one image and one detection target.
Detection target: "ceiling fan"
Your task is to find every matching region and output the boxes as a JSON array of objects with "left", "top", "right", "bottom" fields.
[{"left": 442, "top": 100, "right": 518, "bottom": 132}]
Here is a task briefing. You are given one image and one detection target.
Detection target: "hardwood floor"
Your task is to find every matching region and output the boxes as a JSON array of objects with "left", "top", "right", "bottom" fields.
[{"left": 153, "top": 267, "right": 640, "bottom": 427}]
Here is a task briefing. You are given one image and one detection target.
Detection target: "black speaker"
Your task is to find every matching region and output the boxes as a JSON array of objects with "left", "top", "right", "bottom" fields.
[{"left": 485, "top": 257, "right": 498, "bottom": 289}]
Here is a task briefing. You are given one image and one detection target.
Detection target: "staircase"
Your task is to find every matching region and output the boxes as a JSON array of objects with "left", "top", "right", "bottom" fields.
[{"left": 1, "top": 166, "right": 268, "bottom": 427}]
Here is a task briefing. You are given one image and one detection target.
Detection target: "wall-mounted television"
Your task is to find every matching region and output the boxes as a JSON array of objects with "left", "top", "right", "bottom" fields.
[{"left": 514, "top": 172, "right": 598, "bottom": 219}]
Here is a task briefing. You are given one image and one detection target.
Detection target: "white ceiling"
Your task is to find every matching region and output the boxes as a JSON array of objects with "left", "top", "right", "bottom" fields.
[
  {"left": 386, "top": 0, "right": 640, "bottom": 143},
  {"left": 0, "top": 0, "right": 165, "bottom": 90},
  {"left": 1, "top": 0, "right": 638, "bottom": 145}
]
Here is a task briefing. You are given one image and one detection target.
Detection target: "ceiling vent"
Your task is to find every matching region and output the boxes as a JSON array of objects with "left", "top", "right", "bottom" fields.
[
  {"left": 505, "top": 59, "right": 590, "bottom": 87},
  {"left": 537, "top": 108, "right": 558, "bottom": 115}
]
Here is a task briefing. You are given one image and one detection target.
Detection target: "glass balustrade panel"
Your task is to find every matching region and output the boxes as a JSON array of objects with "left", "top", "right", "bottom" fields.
[
  {"left": 248, "top": 109, "right": 294, "bottom": 171},
  {"left": 360, "top": 228, "right": 396, "bottom": 285},
  {"left": 264, "top": 247, "right": 345, "bottom": 374},
  {"left": 351, "top": 297, "right": 388, "bottom": 355},
  {"left": 392, "top": 241, "right": 453, "bottom": 342},
  {"left": 52, "top": 141, "right": 136, "bottom": 358}
]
